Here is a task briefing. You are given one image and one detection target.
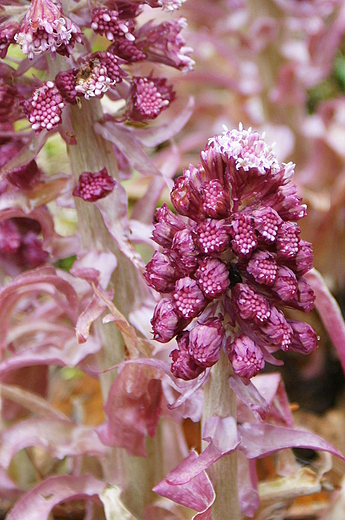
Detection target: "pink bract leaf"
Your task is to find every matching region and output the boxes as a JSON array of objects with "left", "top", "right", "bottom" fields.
[
  {"left": 238, "top": 422, "right": 345, "bottom": 460},
  {"left": 96, "top": 363, "right": 163, "bottom": 457},
  {"left": 237, "top": 373, "right": 293, "bottom": 427},
  {"left": 0, "top": 267, "right": 79, "bottom": 344},
  {"left": 70, "top": 251, "right": 117, "bottom": 289},
  {"left": 5, "top": 474, "right": 105, "bottom": 520},
  {"left": 131, "top": 144, "right": 181, "bottom": 224},
  {"left": 76, "top": 290, "right": 114, "bottom": 343},
  {"left": 132, "top": 96, "right": 195, "bottom": 148},
  {"left": 165, "top": 416, "right": 239, "bottom": 486},
  {"left": 94, "top": 120, "right": 162, "bottom": 177},
  {"left": 237, "top": 452, "right": 259, "bottom": 518},
  {"left": 153, "top": 451, "right": 215, "bottom": 514},
  {"left": 0, "top": 419, "right": 108, "bottom": 469},
  {"left": 105, "top": 357, "right": 209, "bottom": 413},
  {"left": 0, "top": 336, "right": 101, "bottom": 376},
  {"left": 305, "top": 268, "right": 345, "bottom": 374},
  {"left": 94, "top": 183, "right": 148, "bottom": 271},
  {"left": 93, "top": 284, "right": 153, "bottom": 357},
  {"left": 228, "top": 374, "right": 270, "bottom": 421}
]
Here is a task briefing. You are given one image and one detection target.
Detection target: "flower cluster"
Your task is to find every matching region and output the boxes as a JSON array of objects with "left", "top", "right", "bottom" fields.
[
  {"left": 14, "top": 0, "right": 83, "bottom": 60},
  {"left": 73, "top": 168, "right": 116, "bottom": 202},
  {"left": 145, "top": 126, "right": 318, "bottom": 380},
  {"left": 0, "top": 0, "right": 190, "bottom": 133}
]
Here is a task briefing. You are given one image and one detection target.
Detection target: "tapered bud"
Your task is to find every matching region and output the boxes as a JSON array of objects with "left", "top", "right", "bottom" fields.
[{"left": 227, "top": 334, "right": 265, "bottom": 379}]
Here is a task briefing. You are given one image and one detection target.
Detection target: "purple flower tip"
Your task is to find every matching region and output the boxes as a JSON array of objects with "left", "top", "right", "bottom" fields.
[{"left": 73, "top": 168, "right": 116, "bottom": 202}]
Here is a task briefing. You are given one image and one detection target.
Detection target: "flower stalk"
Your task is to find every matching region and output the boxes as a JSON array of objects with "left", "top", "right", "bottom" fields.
[
  {"left": 67, "top": 97, "right": 156, "bottom": 518},
  {"left": 203, "top": 349, "right": 242, "bottom": 520}
]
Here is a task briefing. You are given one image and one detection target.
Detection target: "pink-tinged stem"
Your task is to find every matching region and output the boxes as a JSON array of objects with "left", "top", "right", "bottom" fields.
[
  {"left": 67, "top": 97, "right": 157, "bottom": 518},
  {"left": 202, "top": 349, "right": 242, "bottom": 520}
]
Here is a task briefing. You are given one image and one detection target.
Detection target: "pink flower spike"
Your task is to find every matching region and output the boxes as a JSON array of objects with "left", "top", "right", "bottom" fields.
[
  {"left": 23, "top": 81, "right": 65, "bottom": 133},
  {"left": 14, "top": 0, "right": 83, "bottom": 59},
  {"left": 227, "top": 334, "right": 265, "bottom": 379},
  {"left": 73, "top": 168, "right": 116, "bottom": 202}
]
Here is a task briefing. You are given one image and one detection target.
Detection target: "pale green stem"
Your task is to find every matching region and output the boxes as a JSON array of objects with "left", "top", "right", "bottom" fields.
[
  {"left": 66, "top": 98, "right": 158, "bottom": 518},
  {"left": 203, "top": 350, "right": 242, "bottom": 520}
]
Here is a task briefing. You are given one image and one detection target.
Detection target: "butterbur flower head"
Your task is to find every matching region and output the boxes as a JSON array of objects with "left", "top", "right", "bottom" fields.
[
  {"left": 173, "top": 277, "right": 207, "bottom": 319},
  {"left": 127, "top": 76, "right": 175, "bottom": 121},
  {"left": 55, "top": 69, "right": 79, "bottom": 105},
  {"left": 145, "top": 125, "right": 317, "bottom": 380},
  {"left": 188, "top": 318, "right": 225, "bottom": 368},
  {"left": 288, "top": 320, "right": 319, "bottom": 354},
  {"left": 56, "top": 53, "right": 124, "bottom": 104},
  {"left": 170, "top": 332, "right": 204, "bottom": 381},
  {"left": 137, "top": 18, "right": 194, "bottom": 73},
  {"left": 227, "top": 335, "right": 265, "bottom": 379},
  {"left": 14, "top": 0, "right": 83, "bottom": 59},
  {"left": 152, "top": 203, "right": 185, "bottom": 248},
  {"left": 74, "top": 54, "right": 123, "bottom": 101},
  {"left": 23, "top": 81, "right": 65, "bottom": 133},
  {"left": 209, "top": 124, "right": 280, "bottom": 175},
  {"left": 152, "top": 297, "right": 189, "bottom": 343},
  {"left": 73, "top": 168, "right": 116, "bottom": 202},
  {"left": 144, "top": 251, "right": 181, "bottom": 293},
  {"left": 91, "top": 7, "right": 135, "bottom": 42},
  {"left": 196, "top": 258, "right": 230, "bottom": 299}
]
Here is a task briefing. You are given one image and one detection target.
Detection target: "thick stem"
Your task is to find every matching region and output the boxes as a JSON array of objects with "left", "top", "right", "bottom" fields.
[
  {"left": 203, "top": 350, "right": 242, "bottom": 520},
  {"left": 66, "top": 99, "right": 156, "bottom": 518}
]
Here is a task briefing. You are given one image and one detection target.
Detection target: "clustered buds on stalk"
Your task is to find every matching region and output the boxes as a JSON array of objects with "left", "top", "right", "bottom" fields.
[
  {"left": 0, "top": 0, "right": 193, "bottom": 134},
  {"left": 144, "top": 125, "right": 318, "bottom": 380}
]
